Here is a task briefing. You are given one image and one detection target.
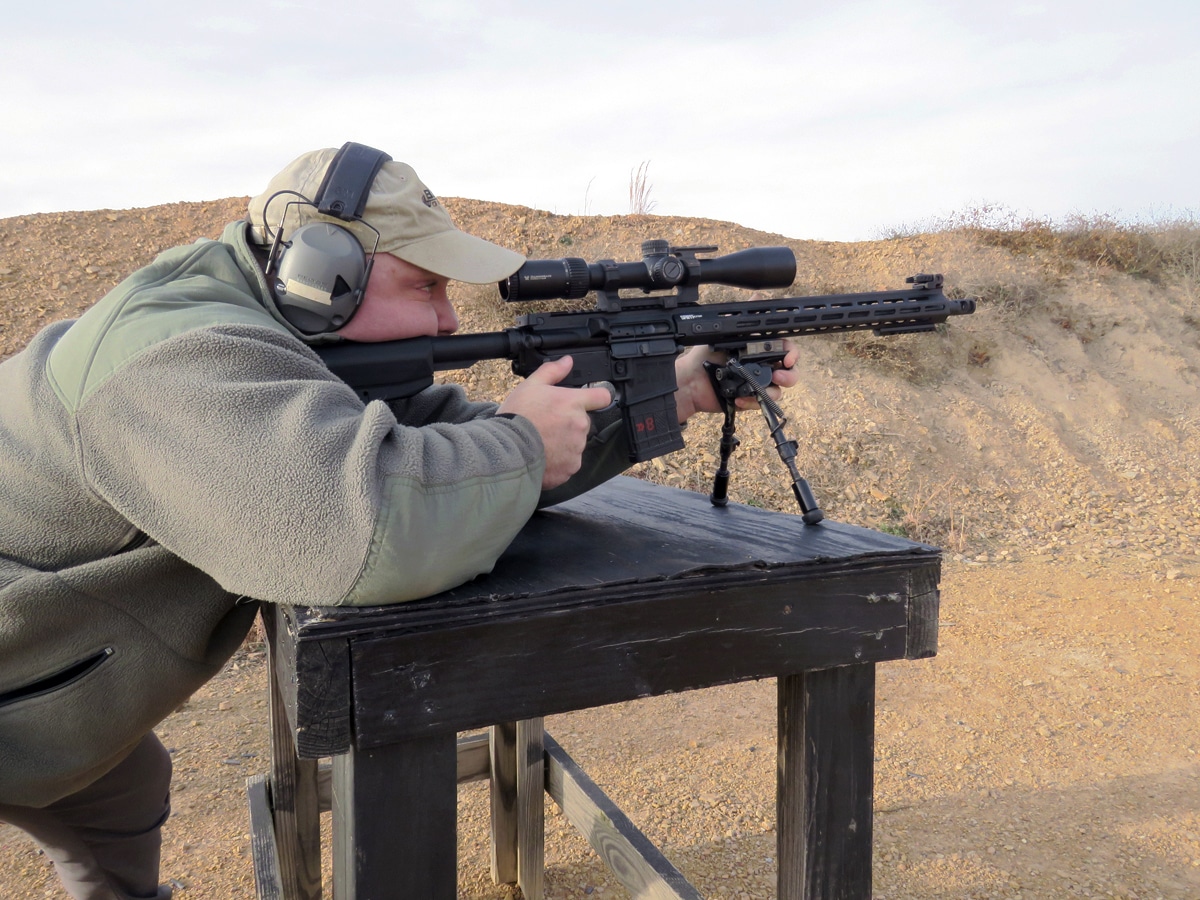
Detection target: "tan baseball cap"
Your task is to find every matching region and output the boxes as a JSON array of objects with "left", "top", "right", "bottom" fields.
[{"left": 247, "top": 147, "right": 525, "bottom": 284}]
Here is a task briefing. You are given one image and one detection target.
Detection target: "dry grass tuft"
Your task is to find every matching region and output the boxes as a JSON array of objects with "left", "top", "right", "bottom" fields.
[
  {"left": 628, "top": 161, "right": 657, "bottom": 216},
  {"left": 925, "top": 205, "right": 1200, "bottom": 298}
]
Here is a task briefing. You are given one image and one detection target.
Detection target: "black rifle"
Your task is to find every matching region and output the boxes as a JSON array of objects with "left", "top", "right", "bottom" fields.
[{"left": 317, "top": 240, "right": 976, "bottom": 524}]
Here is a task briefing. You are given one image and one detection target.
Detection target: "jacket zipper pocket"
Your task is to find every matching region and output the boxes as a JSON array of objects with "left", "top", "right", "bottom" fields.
[{"left": 0, "top": 647, "right": 114, "bottom": 709}]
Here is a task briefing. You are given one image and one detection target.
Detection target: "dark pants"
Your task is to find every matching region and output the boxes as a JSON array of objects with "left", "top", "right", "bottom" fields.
[{"left": 0, "top": 732, "right": 172, "bottom": 900}]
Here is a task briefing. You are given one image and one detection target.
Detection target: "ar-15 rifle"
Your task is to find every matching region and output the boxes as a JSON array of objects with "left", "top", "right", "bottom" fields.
[{"left": 317, "top": 240, "right": 976, "bottom": 524}]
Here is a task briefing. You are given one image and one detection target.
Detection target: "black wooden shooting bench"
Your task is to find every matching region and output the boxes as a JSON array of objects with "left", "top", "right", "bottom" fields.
[{"left": 247, "top": 475, "right": 940, "bottom": 899}]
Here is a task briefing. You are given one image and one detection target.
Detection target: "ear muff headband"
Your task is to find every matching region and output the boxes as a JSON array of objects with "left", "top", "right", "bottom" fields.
[
  {"left": 266, "top": 142, "right": 392, "bottom": 335},
  {"left": 314, "top": 142, "right": 392, "bottom": 220}
]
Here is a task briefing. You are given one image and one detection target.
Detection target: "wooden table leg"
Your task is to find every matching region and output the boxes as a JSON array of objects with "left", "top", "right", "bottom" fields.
[
  {"left": 777, "top": 665, "right": 876, "bottom": 900},
  {"left": 489, "top": 718, "right": 545, "bottom": 897},
  {"left": 516, "top": 717, "right": 545, "bottom": 900},
  {"left": 264, "top": 611, "right": 322, "bottom": 900},
  {"left": 489, "top": 722, "right": 519, "bottom": 884},
  {"left": 330, "top": 735, "right": 458, "bottom": 900}
]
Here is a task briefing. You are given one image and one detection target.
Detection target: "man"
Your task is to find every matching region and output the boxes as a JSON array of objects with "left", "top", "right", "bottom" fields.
[{"left": 0, "top": 143, "right": 799, "bottom": 899}]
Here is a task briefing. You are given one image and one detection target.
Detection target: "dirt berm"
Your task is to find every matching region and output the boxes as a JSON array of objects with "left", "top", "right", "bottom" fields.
[{"left": 1, "top": 198, "right": 1197, "bottom": 898}]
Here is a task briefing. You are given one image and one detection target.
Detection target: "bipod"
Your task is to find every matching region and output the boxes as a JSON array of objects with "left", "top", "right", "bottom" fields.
[{"left": 704, "top": 357, "right": 824, "bottom": 525}]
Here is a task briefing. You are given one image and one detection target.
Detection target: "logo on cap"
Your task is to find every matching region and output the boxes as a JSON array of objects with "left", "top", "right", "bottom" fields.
[{"left": 422, "top": 189, "right": 439, "bottom": 209}]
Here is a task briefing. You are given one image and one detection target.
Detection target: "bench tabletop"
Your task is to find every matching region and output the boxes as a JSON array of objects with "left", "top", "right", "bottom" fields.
[
  {"left": 285, "top": 475, "right": 938, "bottom": 640},
  {"left": 268, "top": 477, "right": 941, "bottom": 755}
]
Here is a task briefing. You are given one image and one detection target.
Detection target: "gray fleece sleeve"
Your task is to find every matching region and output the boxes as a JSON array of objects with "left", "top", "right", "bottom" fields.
[
  {"left": 393, "top": 386, "right": 637, "bottom": 508},
  {"left": 72, "top": 324, "right": 545, "bottom": 606},
  {"left": 385, "top": 383, "right": 499, "bottom": 426}
]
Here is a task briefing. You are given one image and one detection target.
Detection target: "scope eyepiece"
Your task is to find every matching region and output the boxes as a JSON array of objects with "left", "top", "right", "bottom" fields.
[{"left": 499, "top": 257, "right": 591, "bottom": 302}]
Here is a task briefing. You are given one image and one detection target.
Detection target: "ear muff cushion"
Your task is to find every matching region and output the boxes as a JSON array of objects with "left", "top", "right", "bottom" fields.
[{"left": 273, "top": 223, "right": 367, "bottom": 334}]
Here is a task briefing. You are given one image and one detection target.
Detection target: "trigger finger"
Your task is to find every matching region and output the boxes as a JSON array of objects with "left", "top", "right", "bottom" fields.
[{"left": 583, "top": 381, "right": 618, "bottom": 411}]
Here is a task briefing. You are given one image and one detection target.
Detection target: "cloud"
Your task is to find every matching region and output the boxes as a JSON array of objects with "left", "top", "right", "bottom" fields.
[{"left": 2, "top": 0, "right": 1197, "bottom": 239}]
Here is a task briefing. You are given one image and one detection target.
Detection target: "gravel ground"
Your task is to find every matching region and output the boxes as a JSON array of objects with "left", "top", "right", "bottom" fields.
[
  {"left": 2, "top": 197, "right": 1198, "bottom": 898},
  {"left": 5, "top": 549, "right": 1196, "bottom": 900}
]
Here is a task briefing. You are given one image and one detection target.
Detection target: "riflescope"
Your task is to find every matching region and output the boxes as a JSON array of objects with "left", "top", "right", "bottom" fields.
[{"left": 499, "top": 240, "right": 797, "bottom": 302}]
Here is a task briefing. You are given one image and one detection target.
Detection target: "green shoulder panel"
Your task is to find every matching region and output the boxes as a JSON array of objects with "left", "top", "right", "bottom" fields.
[
  {"left": 337, "top": 466, "right": 542, "bottom": 606},
  {"left": 46, "top": 238, "right": 291, "bottom": 413}
]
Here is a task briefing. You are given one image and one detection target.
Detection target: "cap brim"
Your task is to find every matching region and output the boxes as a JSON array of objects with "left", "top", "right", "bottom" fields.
[{"left": 387, "top": 230, "right": 525, "bottom": 284}]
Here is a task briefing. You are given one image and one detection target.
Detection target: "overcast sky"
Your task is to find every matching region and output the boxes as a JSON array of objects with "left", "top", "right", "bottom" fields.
[{"left": 3, "top": 0, "right": 1196, "bottom": 241}]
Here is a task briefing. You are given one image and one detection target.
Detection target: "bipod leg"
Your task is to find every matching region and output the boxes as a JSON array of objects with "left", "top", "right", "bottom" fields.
[
  {"left": 721, "top": 358, "right": 824, "bottom": 525},
  {"left": 709, "top": 401, "right": 740, "bottom": 507},
  {"left": 755, "top": 400, "right": 824, "bottom": 525}
]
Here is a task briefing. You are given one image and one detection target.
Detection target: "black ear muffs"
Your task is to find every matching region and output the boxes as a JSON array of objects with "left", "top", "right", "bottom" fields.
[{"left": 265, "top": 142, "right": 392, "bottom": 335}]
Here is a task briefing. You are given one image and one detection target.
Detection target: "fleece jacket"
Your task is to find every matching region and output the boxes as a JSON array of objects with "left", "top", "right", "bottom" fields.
[{"left": 0, "top": 222, "right": 630, "bottom": 807}]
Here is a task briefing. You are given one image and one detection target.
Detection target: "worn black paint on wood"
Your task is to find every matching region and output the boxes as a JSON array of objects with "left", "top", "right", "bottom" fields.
[
  {"left": 489, "top": 723, "right": 519, "bottom": 885},
  {"left": 905, "top": 565, "right": 941, "bottom": 660},
  {"left": 778, "top": 665, "right": 876, "bottom": 900},
  {"left": 350, "top": 566, "right": 912, "bottom": 747},
  {"left": 246, "top": 775, "right": 283, "bottom": 900},
  {"left": 289, "top": 476, "right": 939, "bottom": 637},
  {"left": 262, "top": 478, "right": 940, "bottom": 899},
  {"left": 311, "top": 733, "right": 492, "bottom": 815},
  {"left": 516, "top": 718, "right": 545, "bottom": 900},
  {"left": 273, "top": 478, "right": 938, "bottom": 755},
  {"left": 272, "top": 605, "right": 353, "bottom": 758},
  {"left": 262, "top": 612, "right": 322, "bottom": 900},
  {"left": 330, "top": 735, "right": 458, "bottom": 899}
]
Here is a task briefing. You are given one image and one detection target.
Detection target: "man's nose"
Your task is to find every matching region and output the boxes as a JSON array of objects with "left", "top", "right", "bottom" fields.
[{"left": 437, "top": 299, "right": 459, "bottom": 334}]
